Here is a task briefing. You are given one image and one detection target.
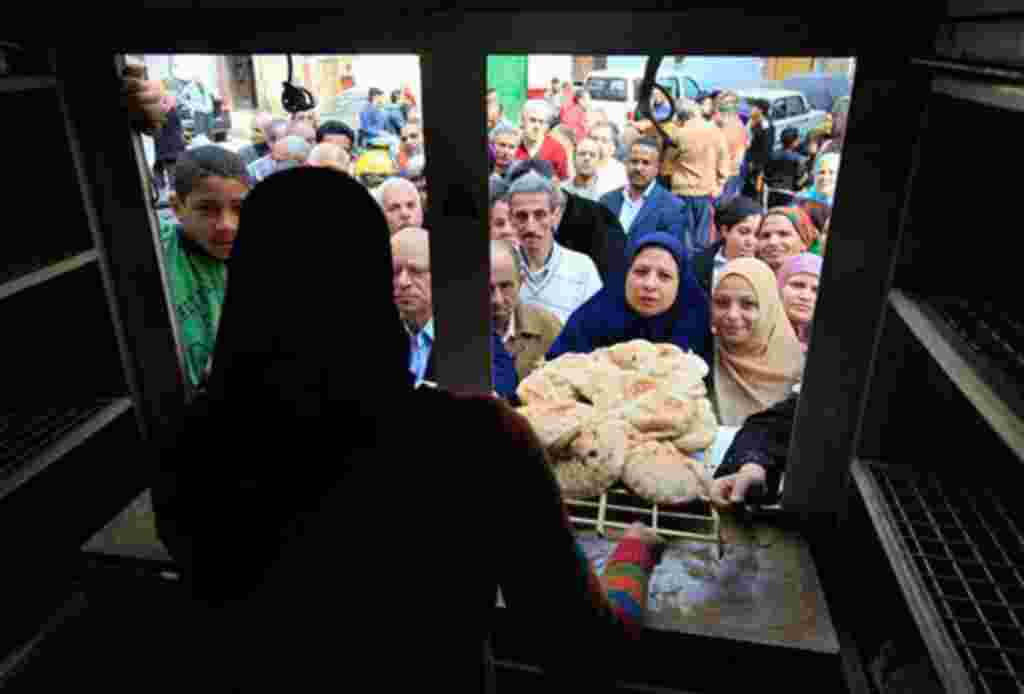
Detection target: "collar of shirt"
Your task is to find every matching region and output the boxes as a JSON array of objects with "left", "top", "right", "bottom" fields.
[
  {"left": 713, "top": 247, "right": 729, "bottom": 269},
  {"left": 518, "top": 243, "right": 557, "bottom": 282},
  {"left": 405, "top": 317, "right": 435, "bottom": 343},
  {"left": 503, "top": 310, "right": 516, "bottom": 343},
  {"left": 624, "top": 178, "right": 657, "bottom": 204}
]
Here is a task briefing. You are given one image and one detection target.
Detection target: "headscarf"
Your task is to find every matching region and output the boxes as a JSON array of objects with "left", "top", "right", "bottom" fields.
[
  {"left": 798, "top": 153, "right": 840, "bottom": 206},
  {"left": 546, "top": 232, "right": 711, "bottom": 367},
  {"left": 777, "top": 253, "right": 824, "bottom": 351},
  {"left": 160, "top": 167, "right": 412, "bottom": 600},
  {"left": 713, "top": 257, "right": 804, "bottom": 426},
  {"left": 763, "top": 206, "right": 818, "bottom": 253}
]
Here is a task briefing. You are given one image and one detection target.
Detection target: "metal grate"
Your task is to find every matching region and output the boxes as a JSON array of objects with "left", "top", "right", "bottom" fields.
[
  {"left": 0, "top": 400, "right": 115, "bottom": 477},
  {"left": 872, "top": 462, "right": 1024, "bottom": 693},
  {"left": 565, "top": 483, "right": 720, "bottom": 543},
  {"left": 932, "top": 298, "right": 1024, "bottom": 386}
]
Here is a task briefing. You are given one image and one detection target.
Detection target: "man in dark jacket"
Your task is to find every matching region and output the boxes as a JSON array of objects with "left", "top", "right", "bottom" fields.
[
  {"left": 599, "top": 137, "right": 691, "bottom": 252},
  {"left": 505, "top": 158, "right": 629, "bottom": 284},
  {"left": 153, "top": 92, "right": 186, "bottom": 195},
  {"left": 763, "top": 127, "right": 809, "bottom": 208}
]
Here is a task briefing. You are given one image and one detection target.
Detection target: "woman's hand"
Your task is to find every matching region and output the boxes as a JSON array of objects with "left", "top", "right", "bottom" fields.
[{"left": 709, "top": 463, "right": 767, "bottom": 511}]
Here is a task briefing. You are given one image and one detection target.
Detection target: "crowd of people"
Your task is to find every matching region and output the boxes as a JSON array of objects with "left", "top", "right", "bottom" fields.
[
  {"left": 119, "top": 62, "right": 845, "bottom": 689},
  {"left": 137, "top": 68, "right": 841, "bottom": 508}
]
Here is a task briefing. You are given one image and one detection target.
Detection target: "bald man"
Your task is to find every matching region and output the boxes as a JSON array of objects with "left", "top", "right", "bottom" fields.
[
  {"left": 392, "top": 228, "right": 519, "bottom": 397},
  {"left": 490, "top": 239, "right": 562, "bottom": 381},
  {"left": 248, "top": 135, "right": 311, "bottom": 183},
  {"left": 377, "top": 177, "right": 424, "bottom": 236},
  {"left": 306, "top": 143, "right": 350, "bottom": 173},
  {"left": 237, "top": 112, "right": 275, "bottom": 167}
]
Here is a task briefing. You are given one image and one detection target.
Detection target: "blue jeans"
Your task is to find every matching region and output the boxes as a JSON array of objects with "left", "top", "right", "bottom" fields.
[{"left": 679, "top": 195, "right": 715, "bottom": 255}]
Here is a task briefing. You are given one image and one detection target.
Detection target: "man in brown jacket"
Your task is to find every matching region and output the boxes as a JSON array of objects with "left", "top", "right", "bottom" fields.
[{"left": 490, "top": 239, "right": 563, "bottom": 381}]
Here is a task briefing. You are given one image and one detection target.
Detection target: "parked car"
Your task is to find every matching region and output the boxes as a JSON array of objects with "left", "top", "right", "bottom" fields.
[
  {"left": 734, "top": 88, "right": 828, "bottom": 151},
  {"left": 782, "top": 72, "right": 852, "bottom": 113},
  {"left": 584, "top": 67, "right": 702, "bottom": 127},
  {"left": 164, "top": 76, "right": 231, "bottom": 144}
]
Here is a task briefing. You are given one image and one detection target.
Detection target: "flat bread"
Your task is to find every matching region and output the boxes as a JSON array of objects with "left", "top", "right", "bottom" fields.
[
  {"left": 517, "top": 400, "right": 595, "bottom": 451},
  {"left": 614, "top": 388, "right": 696, "bottom": 441},
  {"left": 608, "top": 340, "right": 660, "bottom": 372},
  {"left": 552, "top": 419, "right": 628, "bottom": 499},
  {"left": 622, "top": 441, "right": 705, "bottom": 505},
  {"left": 673, "top": 397, "right": 718, "bottom": 453},
  {"left": 573, "top": 362, "right": 626, "bottom": 410},
  {"left": 517, "top": 367, "right": 578, "bottom": 405}
]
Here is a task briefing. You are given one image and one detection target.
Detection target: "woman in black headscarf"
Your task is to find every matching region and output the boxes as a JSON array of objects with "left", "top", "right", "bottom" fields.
[{"left": 151, "top": 167, "right": 662, "bottom": 692}]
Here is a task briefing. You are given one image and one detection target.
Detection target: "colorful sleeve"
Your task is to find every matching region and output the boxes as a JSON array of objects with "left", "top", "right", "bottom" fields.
[{"left": 574, "top": 536, "right": 655, "bottom": 638}]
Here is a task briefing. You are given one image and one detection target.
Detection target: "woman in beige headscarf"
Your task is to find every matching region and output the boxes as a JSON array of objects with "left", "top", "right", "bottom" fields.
[{"left": 711, "top": 257, "right": 805, "bottom": 426}]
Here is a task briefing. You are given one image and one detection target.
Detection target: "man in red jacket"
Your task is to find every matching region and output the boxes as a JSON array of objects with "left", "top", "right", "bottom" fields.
[{"left": 516, "top": 99, "right": 570, "bottom": 181}]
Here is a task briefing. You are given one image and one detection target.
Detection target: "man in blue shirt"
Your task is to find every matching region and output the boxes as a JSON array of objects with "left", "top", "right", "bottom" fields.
[
  {"left": 600, "top": 137, "right": 691, "bottom": 251},
  {"left": 361, "top": 87, "right": 401, "bottom": 153},
  {"left": 391, "top": 227, "right": 518, "bottom": 398}
]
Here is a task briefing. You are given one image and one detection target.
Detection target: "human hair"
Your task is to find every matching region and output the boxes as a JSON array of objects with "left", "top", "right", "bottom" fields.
[
  {"left": 781, "top": 127, "right": 800, "bottom": 149},
  {"left": 491, "top": 239, "right": 521, "bottom": 278},
  {"left": 173, "top": 145, "right": 250, "bottom": 200},
  {"left": 675, "top": 98, "right": 702, "bottom": 123},
  {"left": 507, "top": 170, "right": 560, "bottom": 212},
  {"left": 521, "top": 99, "right": 552, "bottom": 121},
  {"left": 317, "top": 120, "right": 356, "bottom": 145},
  {"left": 489, "top": 175, "right": 510, "bottom": 209},
  {"left": 373, "top": 177, "right": 418, "bottom": 207},
  {"left": 491, "top": 124, "right": 520, "bottom": 142},
  {"left": 369, "top": 87, "right": 383, "bottom": 100},
  {"left": 391, "top": 89, "right": 402, "bottom": 103},
  {"left": 715, "top": 195, "right": 763, "bottom": 230},
  {"left": 631, "top": 136, "right": 662, "bottom": 161}
]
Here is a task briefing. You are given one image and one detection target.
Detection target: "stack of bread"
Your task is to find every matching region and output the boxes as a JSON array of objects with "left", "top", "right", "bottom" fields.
[{"left": 516, "top": 340, "right": 717, "bottom": 505}]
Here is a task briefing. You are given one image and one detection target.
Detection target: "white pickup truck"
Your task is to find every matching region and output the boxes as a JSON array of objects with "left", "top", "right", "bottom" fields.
[{"left": 734, "top": 88, "right": 828, "bottom": 151}]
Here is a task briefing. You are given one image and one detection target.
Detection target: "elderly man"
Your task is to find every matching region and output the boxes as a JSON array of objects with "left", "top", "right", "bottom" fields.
[
  {"left": 589, "top": 122, "right": 629, "bottom": 197},
  {"left": 600, "top": 137, "right": 690, "bottom": 248},
  {"left": 306, "top": 143, "right": 350, "bottom": 173},
  {"left": 247, "top": 134, "right": 312, "bottom": 184},
  {"left": 376, "top": 177, "right": 424, "bottom": 236},
  {"left": 507, "top": 169, "right": 602, "bottom": 323},
  {"left": 491, "top": 239, "right": 562, "bottom": 381},
  {"left": 397, "top": 122, "right": 422, "bottom": 172},
  {"left": 392, "top": 227, "right": 518, "bottom": 398},
  {"left": 507, "top": 158, "right": 628, "bottom": 284},
  {"left": 561, "top": 135, "right": 602, "bottom": 201},
  {"left": 237, "top": 112, "right": 274, "bottom": 167},
  {"left": 713, "top": 90, "right": 749, "bottom": 203},
  {"left": 492, "top": 124, "right": 521, "bottom": 178},
  {"left": 515, "top": 100, "right": 569, "bottom": 181}
]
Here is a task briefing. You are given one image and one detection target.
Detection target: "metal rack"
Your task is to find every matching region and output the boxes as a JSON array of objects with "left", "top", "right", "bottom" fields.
[
  {"left": 853, "top": 459, "right": 1024, "bottom": 693},
  {"left": 565, "top": 483, "right": 720, "bottom": 544}
]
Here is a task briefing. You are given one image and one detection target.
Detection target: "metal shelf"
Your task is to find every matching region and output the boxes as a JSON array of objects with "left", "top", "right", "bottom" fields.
[
  {"left": 0, "top": 397, "right": 134, "bottom": 502},
  {"left": 0, "top": 250, "right": 98, "bottom": 302},
  {"left": 889, "top": 290, "right": 1024, "bottom": 464},
  {"left": 853, "top": 459, "right": 1024, "bottom": 693},
  {"left": 0, "top": 75, "right": 57, "bottom": 94},
  {"left": 932, "top": 75, "right": 1024, "bottom": 114}
]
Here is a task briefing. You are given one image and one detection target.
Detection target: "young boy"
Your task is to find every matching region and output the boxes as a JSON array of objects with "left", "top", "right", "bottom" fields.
[{"left": 161, "top": 145, "right": 250, "bottom": 388}]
